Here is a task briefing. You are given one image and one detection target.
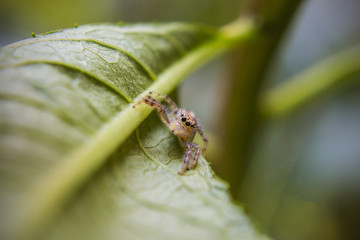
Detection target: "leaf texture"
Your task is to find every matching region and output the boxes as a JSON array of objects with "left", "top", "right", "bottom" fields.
[
  {"left": 44, "top": 114, "right": 267, "bottom": 240},
  {"left": 0, "top": 23, "right": 266, "bottom": 240}
]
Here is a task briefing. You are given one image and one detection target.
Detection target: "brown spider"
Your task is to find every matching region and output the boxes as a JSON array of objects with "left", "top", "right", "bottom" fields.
[{"left": 133, "top": 91, "right": 208, "bottom": 174}]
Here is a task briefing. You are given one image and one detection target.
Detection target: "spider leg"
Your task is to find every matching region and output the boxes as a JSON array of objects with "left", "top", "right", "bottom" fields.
[
  {"left": 133, "top": 95, "right": 170, "bottom": 127},
  {"left": 178, "top": 141, "right": 192, "bottom": 174},
  {"left": 148, "top": 91, "right": 178, "bottom": 113},
  {"left": 188, "top": 143, "right": 201, "bottom": 169},
  {"left": 197, "top": 125, "right": 208, "bottom": 157}
]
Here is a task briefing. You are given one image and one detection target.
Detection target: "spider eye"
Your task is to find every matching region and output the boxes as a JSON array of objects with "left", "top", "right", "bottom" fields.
[
  {"left": 181, "top": 117, "right": 186, "bottom": 122},
  {"left": 185, "top": 121, "right": 191, "bottom": 126}
]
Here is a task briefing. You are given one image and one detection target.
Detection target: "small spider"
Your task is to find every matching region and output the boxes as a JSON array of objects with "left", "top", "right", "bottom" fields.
[{"left": 133, "top": 91, "right": 208, "bottom": 174}]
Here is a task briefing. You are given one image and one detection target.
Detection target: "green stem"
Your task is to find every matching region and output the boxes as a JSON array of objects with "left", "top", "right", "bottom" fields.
[
  {"left": 14, "top": 19, "right": 256, "bottom": 240},
  {"left": 217, "top": 0, "right": 304, "bottom": 197},
  {"left": 260, "top": 44, "right": 360, "bottom": 117}
]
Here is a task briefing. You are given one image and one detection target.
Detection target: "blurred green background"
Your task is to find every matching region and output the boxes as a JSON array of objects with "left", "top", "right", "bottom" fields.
[
  {"left": 1, "top": 0, "right": 360, "bottom": 240},
  {"left": 0, "top": 0, "right": 240, "bottom": 45}
]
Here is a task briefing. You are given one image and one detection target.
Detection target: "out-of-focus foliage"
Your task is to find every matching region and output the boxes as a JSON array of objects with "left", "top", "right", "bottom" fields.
[
  {"left": 0, "top": 0, "right": 240, "bottom": 45},
  {"left": 238, "top": 1, "right": 360, "bottom": 240}
]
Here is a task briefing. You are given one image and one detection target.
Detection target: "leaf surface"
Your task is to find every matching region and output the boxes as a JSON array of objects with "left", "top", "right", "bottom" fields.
[
  {"left": 0, "top": 22, "right": 265, "bottom": 240},
  {"left": 44, "top": 114, "right": 266, "bottom": 240}
]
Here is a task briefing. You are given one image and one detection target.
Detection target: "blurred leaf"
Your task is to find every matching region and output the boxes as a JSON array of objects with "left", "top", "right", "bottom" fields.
[{"left": 0, "top": 22, "right": 262, "bottom": 240}]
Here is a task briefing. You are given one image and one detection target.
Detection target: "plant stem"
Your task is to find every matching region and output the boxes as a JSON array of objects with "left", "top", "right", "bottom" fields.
[
  {"left": 259, "top": 44, "right": 360, "bottom": 117},
  {"left": 216, "top": 0, "right": 304, "bottom": 198}
]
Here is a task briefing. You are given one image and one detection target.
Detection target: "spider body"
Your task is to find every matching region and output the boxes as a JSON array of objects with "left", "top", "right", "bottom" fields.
[
  {"left": 170, "top": 110, "right": 196, "bottom": 141},
  {"left": 133, "top": 92, "right": 208, "bottom": 174}
]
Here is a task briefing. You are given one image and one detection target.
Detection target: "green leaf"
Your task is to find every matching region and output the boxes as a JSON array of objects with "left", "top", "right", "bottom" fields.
[
  {"left": 44, "top": 114, "right": 267, "bottom": 240},
  {"left": 0, "top": 22, "right": 263, "bottom": 240}
]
